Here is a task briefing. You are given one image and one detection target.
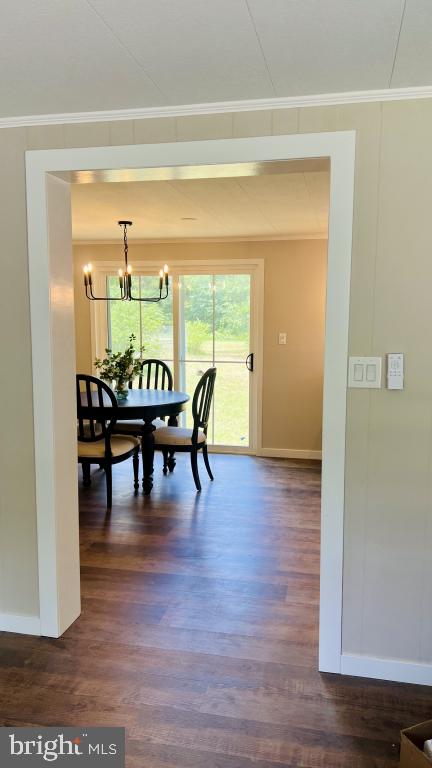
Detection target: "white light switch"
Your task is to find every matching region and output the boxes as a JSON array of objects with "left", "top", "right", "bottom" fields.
[
  {"left": 387, "top": 353, "right": 404, "bottom": 390},
  {"left": 348, "top": 357, "right": 382, "bottom": 388},
  {"left": 278, "top": 332, "right": 287, "bottom": 345}
]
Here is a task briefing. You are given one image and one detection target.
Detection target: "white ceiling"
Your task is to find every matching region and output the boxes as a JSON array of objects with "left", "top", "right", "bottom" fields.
[
  {"left": 71, "top": 170, "right": 329, "bottom": 240},
  {"left": 1, "top": 1, "right": 431, "bottom": 118}
]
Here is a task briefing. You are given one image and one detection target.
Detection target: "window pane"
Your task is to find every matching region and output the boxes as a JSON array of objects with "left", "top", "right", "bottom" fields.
[
  {"left": 214, "top": 275, "right": 250, "bottom": 362},
  {"left": 107, "top": 276, "right": 140, "bottom": 353},
  {"left": 213, "top": 362, "right": 249, "bottom": 446},
  {"left": 140, "top": 275, "right": 173, "bottom": 361},
  {"left": 182, "top": 275, "right": 213, "bottom": 360}
]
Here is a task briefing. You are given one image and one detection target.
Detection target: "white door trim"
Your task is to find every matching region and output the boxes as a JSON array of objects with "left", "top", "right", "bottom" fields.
[
  {"left": 25, "top": 133, "right": 355, "bottom": 674},
  {"left": 341, "top": 654, "right": 432, "bottom": 687}
]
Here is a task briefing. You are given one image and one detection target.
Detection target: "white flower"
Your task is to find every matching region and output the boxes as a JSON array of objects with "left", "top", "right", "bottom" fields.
[{"left": 127, "top": 364, "right": 134, "bottom": 375}]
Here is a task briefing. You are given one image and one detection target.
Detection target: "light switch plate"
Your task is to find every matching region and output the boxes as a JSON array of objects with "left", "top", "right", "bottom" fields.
[
  {"left": 278, "top": 332, "right": 287, "bottom": 345},
  {"left": 348, "top": 356, "right": 382, "bottom": 388}
]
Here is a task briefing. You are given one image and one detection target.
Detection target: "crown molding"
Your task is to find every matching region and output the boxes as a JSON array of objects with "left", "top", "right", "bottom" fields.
[
  {"left": 2, "top": 86, "right": 432, "bottom": 129},
  {"left": 73, "top": 234, "right": 328, "bottom": 246}
]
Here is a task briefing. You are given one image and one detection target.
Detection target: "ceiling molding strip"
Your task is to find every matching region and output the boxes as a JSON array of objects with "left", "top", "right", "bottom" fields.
[
  {"left": 3, "top": 85, "right": 432, "bottom": 129},
  {"left": 73, "top": 234, "right": 328, "bottom": 245}
]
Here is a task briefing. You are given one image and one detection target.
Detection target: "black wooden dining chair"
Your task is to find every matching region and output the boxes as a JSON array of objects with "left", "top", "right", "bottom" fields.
[
  {"left": 153, "top": 368, "right": 217, "bottom": 492},
  {"left": 113, "top": 359, "right": 173, "bottom": 437},
  {"left": 77, "top": 374, "right": 140, "bottom": 508}
]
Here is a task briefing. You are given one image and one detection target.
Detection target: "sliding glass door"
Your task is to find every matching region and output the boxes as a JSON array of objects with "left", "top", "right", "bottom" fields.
[
  {"left": 101, "top": 264, "right": 260, "bottom": 452},
  {"left": 179, "top": 274, "right": 251, "bottom": 447}
]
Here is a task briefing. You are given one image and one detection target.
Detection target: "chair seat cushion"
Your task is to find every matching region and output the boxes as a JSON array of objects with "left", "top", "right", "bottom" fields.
[
  {"left": 113, "top": 417, "right": 166, "bottom": 433},
  {"left": 77, "top": 435, "right": 140, "bottom": 459},
  {"left": 154, "top": 426, "right": 206, "bottom": 446}
]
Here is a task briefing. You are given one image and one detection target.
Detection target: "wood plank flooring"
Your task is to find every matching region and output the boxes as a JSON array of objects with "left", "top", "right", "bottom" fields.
[{"left": 0, "top": 454, "right": 431, "bottom": 767}]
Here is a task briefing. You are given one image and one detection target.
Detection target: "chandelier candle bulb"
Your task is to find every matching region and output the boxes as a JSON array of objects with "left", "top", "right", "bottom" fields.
[
  {"left": 118, "top": 269, "right": 123, "bottom": 290},
  {"left": 159, "top": 270, "right": 163, "bottom": 291},
  {"left": 164, "top": 264, "right": 169, "bottom": 286}
]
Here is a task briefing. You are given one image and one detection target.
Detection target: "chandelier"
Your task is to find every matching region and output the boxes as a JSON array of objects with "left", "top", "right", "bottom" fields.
[{"left": 83, "top": 220, "right": 169, "bottom": 302}]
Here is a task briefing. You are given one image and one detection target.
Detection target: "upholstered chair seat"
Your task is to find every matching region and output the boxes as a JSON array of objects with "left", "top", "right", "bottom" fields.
[
  {"left": 154, "top": 426, "right": 206, "bottom": 446},
  {"left": 77, "top": 435, "right": 140, "bottom": 459}
]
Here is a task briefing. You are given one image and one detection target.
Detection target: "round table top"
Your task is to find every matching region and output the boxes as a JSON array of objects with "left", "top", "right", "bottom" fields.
[{"left": 81, "top": 388, "right": 189, "bottom": 421}]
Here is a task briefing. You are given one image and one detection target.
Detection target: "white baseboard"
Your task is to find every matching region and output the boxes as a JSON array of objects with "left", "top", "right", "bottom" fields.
[
  {"left": 341, "top": 653, "right": 432, "bottom": 687},
  {"left": 0, "top": 613, "right": 41, "bottom": 636},
  {"left": 258, "top": 447, "right": 322, "bottom": 460}
]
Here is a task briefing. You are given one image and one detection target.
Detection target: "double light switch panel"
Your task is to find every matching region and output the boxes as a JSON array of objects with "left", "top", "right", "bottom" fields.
[{"left": 348, "top": 357, "right": 382, "bottom": 388}]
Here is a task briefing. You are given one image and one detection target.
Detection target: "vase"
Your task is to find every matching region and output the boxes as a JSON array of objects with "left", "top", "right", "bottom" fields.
[{"left": 115, "top": 382, "right": 129, "bottom": 401}]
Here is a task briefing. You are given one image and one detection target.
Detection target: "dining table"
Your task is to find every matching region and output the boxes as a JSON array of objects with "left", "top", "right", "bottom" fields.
[{"left": 80, "top": 388, "right": 190, "bottom": 495}]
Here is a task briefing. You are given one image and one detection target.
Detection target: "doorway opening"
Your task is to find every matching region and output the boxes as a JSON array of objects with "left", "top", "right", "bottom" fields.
[{"left": 26, "top": 133, "right": 355, "bottom": 675}]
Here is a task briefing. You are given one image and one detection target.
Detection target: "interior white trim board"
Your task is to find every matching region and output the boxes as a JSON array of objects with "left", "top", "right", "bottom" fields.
[
  {"left": 26, "top": 132, "right": 354, "bottom": 674},
  {"left": 3, "top": 85, "right": 432, "bottom": 129},
  {"left": 0, "top": 613, "right": 41, "bottom": 636},
  {"left": 341, "top": 654, "right": 432, "bottom": 687}
]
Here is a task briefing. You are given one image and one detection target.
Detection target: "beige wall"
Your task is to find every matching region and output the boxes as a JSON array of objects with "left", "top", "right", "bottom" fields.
[
  {"left": 2, "top": 100, "right": 432, "bottom": 668},
  {"left": 73, "top": 239, "right": 327, "bottom": 453}
]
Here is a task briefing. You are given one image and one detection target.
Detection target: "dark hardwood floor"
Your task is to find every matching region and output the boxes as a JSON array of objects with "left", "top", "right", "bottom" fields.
[{"left": 0, "top": 454, "right": 431, "bottom": 767}]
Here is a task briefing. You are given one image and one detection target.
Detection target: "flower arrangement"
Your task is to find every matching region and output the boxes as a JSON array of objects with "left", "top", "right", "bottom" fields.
[{"left": 94, "top": 334, "right": 144, "bottom": 399}]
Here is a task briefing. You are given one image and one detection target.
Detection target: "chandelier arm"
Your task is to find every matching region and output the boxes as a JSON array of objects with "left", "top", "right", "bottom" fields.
[
  {"left": 128, "top": 281, "right": 165, "bottom": 303},
  {"left": 88, "top": 285, "right": 127, "bottom": 301},
  {"left": 128, "top": 291, "right": 162, "bottom": 303}
]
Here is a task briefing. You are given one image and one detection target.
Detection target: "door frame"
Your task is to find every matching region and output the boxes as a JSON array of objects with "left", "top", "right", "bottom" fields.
[
  {"left": 88, "top": 258, "right": 264, "bottom": 454},
  {"left": 25, "top": 132, "right": 355, "bottom": 674}
]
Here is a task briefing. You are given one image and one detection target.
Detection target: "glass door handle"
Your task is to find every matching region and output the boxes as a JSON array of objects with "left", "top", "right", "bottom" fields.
[{"left": 245, "top": 353, "right": 254, "bottom": 372}]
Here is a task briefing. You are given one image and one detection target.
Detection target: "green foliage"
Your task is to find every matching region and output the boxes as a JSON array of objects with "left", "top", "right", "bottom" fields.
[
  {"left": 94, "top": 334, "right": 145, "bottom": 388},
  {"left": 108, "top": 276, "right": 173, "bottom": 360},
  {"left": 182, "top": 274, "right": 250, "bottom": 341},
  {"left": 186, "top": 320, "right": 209, "bottom": 355}
]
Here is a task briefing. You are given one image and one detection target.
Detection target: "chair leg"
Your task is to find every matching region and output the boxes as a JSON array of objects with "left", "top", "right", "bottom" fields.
[
  {"left": 162, "top": 448, "right": 169, "bottom": 475},
  {"left": 167, "top": 415, "right": 177, "bottom": 472},
  {"left": 202, "top": 444, "right": 214, "bottom": 481},
  {"left": 82, "top": 462, "right": 91, "bottom": 487},
  {"left": 190, "top": 450, "right": 201, "bottom": 492},
  {"left": 167, "top": 449, "right": 176, "bottom": 473},
  {"left": 105, "top": 463, "right": 112, "bottom": 509},
  {"left": 133, "top": 449, "right": 139, "bottom": 492}
]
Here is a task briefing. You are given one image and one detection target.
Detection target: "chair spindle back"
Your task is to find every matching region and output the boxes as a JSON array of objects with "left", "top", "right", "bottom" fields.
[
  {"left": 76, "top": 374, "right": 117, "bottom": 442},
  {"left": 192, "top": 367, "right": 217, "bottom": 440},
  {"left": 128, "top": 359, "right": 173, "bottom": 391}
]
